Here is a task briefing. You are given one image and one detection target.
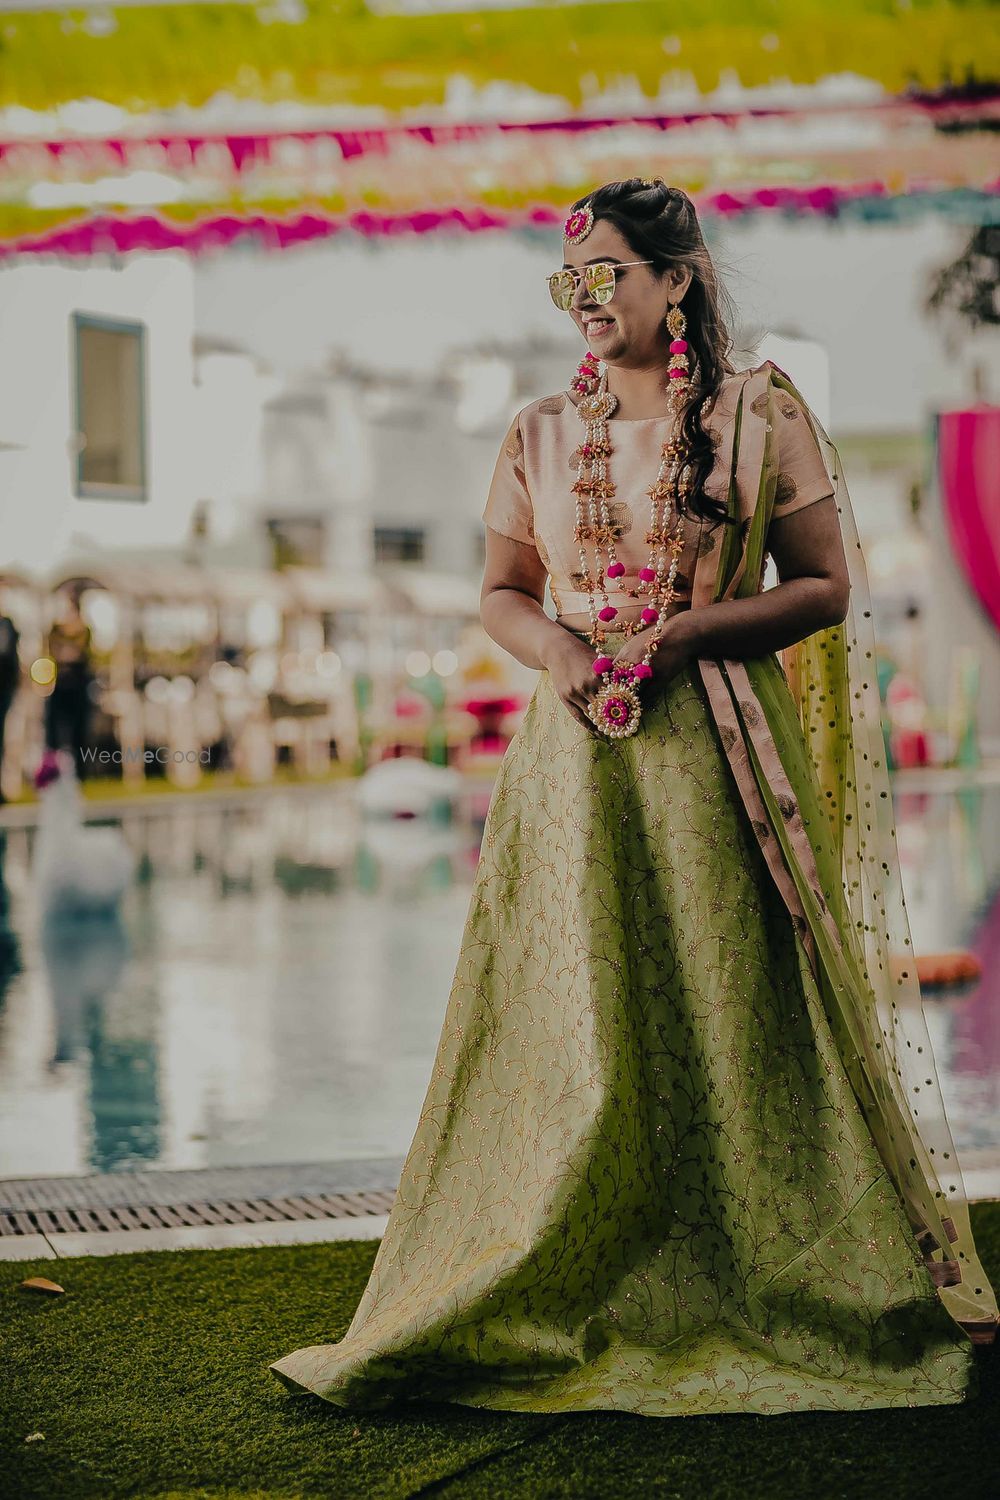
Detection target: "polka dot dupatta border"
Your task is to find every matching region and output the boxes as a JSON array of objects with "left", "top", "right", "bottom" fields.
[{"left": 691, "top": 358, "right": 999, "bottom": 1347}]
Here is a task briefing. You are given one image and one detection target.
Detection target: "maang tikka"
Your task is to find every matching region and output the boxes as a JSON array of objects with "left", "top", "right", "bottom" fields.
[{"left": 563, "top": 202, "right": 594, "bottom": 245}]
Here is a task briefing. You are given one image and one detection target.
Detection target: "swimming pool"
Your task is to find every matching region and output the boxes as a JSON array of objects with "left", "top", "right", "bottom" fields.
[{"left": 0, "top": 777, "right": 998, "bottom": 1190}]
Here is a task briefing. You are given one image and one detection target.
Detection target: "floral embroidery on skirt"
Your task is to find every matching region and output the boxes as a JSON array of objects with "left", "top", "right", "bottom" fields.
[{"left": 270, "top": 661, "right": 978, "bottom": 1417}]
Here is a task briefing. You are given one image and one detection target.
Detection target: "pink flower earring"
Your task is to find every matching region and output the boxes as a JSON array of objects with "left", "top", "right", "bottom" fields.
[{"left": 666, "top": 302, "right": 690, "bottom": 411}]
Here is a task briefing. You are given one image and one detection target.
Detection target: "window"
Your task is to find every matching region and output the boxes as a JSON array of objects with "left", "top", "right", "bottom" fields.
[
  {"left": 374, "top": 526, "right": 425, "bottom": 563},
  {"left": 72, "top": 314, "right": 147, "bottom": 500},
  {"left": 266, "top": 515, "right": 327, "bottom": 569}
]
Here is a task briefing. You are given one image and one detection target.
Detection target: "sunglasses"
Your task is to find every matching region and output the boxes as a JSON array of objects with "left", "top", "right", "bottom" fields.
[{"left": 546, "top": 260, "right": 654, "bottom": 311}]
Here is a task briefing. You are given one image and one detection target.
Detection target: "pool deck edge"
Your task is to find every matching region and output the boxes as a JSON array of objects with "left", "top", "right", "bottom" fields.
[{"left": 2, "top": 1212, "right": 390, "bottom": 1261}]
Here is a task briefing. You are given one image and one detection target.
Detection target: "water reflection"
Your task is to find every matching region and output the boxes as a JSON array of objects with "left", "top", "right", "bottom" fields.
[
  {"left": 41, "top": 911, "right": 130, "bottom": 1068},
  {"left": 0, "top": 830, "right": 21, "bottom": 1004},
  {"left": 0, "top": 782, "right": 996, "bottom": 1182}
]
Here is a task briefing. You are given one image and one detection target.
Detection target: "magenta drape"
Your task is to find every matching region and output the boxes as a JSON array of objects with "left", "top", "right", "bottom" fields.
[{"left": 937, "top": 405, "right": 1000, "bottom": 635}]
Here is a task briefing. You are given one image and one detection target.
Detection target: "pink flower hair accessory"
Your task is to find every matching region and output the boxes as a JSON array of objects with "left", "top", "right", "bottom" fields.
[{"left": 563, "top": 203, "right": 594, "bottom": 245}]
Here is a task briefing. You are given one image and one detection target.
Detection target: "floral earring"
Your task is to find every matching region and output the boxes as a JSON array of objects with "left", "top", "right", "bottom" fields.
[{"left": 666, "top": 302, "right": 690, "bottom": 411}]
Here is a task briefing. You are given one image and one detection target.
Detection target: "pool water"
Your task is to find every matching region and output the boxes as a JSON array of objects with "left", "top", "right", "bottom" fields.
[{"left": 0, "top": 780, "right": 998, "bottom": 1187}]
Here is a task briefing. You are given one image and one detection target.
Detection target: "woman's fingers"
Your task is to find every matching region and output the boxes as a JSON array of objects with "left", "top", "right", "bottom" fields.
[
  {"left": 549, "top": 665, "right": 605, "bottom": 735},
  {"left": 561, "top": 693, "right": 596, "bottom": 734},
  {"left": 571, "top": 694, "right": 603, "bottom": 735}
]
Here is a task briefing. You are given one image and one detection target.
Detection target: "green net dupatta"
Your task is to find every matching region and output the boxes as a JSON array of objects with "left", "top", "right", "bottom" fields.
[{"left": 689, "top": 358, "right": 1000, "bottom": 1346}]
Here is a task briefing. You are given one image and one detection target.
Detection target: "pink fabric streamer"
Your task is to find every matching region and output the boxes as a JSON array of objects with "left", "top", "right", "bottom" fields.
[
  {"left": 2, "top": 181, "right": 997, "bottom": 260},
  {"left": 1, "top": 90, "right": 996, "bottom": 175},
  {"left": 937, "top": 406, "right": 1000, "bottom": 634}
]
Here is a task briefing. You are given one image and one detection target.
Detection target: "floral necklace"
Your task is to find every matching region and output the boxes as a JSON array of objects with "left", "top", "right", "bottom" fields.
[{"left": 570, "top": 349, "right": 694, "bottom": 739}]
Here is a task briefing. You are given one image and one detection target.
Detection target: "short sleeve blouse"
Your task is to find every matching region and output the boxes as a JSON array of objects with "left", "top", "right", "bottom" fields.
[
  {"left": 481, "top": 412, "right": 535, "bottom": 546},
  {"left": 480, "top": 370, "right": 837, "bottom": 613},
  {"left": 767, "top": 385, "right": 835, "bottom": 518}
]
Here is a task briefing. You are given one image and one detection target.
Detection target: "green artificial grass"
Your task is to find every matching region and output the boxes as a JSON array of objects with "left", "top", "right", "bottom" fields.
[{"left": 3, "top": 1207, "right": 999, "bottom": 1500}]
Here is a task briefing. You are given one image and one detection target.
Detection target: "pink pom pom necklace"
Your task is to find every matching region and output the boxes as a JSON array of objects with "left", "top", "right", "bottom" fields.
[{"left": 570, "top": 311, "right": 693, "bottom": 739}]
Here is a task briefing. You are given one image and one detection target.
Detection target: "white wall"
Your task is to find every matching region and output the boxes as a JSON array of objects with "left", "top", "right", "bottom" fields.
[
  {"left": 192, "top": 345, "right": 275, "bottom": 556},
  {"left": 0, "top": 255, "right": 199, "bottom": 573},
  {"left": 260, "top": 372, "right": 374, "bottom": 571},
  {"left": 192, "top": 215, "right": 998, "bottom": 428}
]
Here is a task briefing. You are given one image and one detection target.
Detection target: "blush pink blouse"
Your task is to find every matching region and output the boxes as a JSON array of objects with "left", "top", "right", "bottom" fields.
[{"left": 481, "top": 372, "right": 837, "bottom": 624}]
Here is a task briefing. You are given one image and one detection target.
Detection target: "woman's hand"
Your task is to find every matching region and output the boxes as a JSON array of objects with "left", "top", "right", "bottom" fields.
[
  {"left": 610, "top": 612, "right": 696, "bottom": 686},
  {"left": 541, "top": 631, "right": 605, "bottom": 736}
]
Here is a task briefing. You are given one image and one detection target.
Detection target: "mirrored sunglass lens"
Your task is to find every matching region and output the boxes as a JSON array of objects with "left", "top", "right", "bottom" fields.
[
  {"left": 586, "top": 264, "right": 616, "bottom": 303},
  {"left": 549, "top": 272, "right": 575, "bottom": 308}
]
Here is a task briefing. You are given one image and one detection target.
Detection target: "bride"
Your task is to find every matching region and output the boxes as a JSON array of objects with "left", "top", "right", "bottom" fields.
[{"left": 270, "top": 177, "right": 998, "bottom": 1417}]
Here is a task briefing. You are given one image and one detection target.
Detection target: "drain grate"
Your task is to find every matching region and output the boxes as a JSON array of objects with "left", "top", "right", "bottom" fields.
[{"left": 0, "top": 1188, "right": 397, "bottom": 1237}]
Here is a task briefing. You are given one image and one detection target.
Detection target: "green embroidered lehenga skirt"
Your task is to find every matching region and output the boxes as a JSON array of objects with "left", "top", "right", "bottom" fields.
[{"left": 270, "top": 632, "right": 978, "bottom": 1417}]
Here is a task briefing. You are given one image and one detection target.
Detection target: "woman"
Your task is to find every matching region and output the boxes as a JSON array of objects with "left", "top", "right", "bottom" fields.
[
  {"left": 44, "top": 587, "right": 94, "bottom": 784},
  {"left": 271, "top": 179, "right": 998, "bottom": 1416}
]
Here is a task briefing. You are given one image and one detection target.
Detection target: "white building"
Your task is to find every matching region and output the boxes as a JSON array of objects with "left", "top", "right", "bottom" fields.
[
  {"left": 0, "top": 254, "right": 553, "bottom": 583},
  {"left": 0, "top": 254, "right": 200, "bottom": 572},
  {"left": 0, "top": 221, "right": 997, "bottom": 749}
]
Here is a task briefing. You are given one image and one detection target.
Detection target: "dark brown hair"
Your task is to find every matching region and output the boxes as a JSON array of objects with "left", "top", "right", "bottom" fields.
[{"left": 569, "top": 177, "right": 739, "bottom": 526}]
